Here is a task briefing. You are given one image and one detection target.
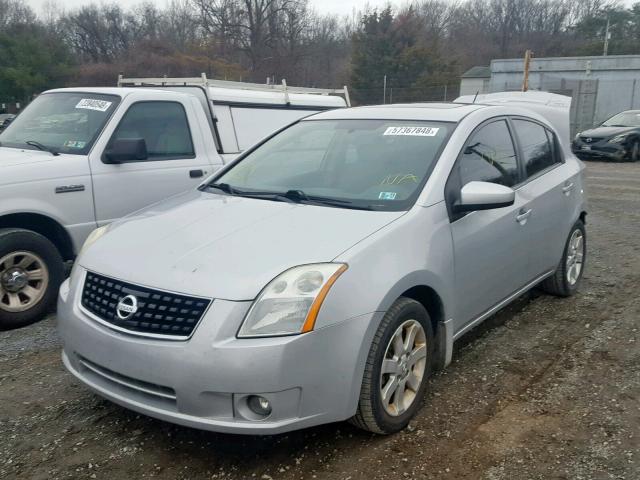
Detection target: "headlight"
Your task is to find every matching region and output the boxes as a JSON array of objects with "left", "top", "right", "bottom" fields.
[
  {"left": 69, "top": 225, "right": 109, "bottom": 284},
  {"left": 609, "top": 134, "right": 629, "bottom": 144},
  {"left": 238, "top": 263, "right": 348, "bottom": 338},
  {"left": 574, "top": 133, "right": 581, "bottom": 141}
]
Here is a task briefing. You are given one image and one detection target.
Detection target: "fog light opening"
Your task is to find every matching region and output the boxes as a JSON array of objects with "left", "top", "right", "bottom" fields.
[{"left": 247, "top": 395, "right": 272, "bottom": 417}]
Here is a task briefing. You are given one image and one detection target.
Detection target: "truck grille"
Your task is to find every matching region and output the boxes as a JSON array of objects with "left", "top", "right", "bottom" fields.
[{"left": 81, "top": 271, "right": 211, "bottom": 339}]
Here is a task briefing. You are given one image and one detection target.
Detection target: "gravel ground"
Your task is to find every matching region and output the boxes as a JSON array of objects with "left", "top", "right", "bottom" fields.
[{"left": 1, "top": 161, "right": 639, "bottom": 480}]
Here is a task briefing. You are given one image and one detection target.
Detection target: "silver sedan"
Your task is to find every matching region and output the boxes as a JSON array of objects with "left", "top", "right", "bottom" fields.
[{"left": 58, "top": 93, "right": 587, "bottom": 435}]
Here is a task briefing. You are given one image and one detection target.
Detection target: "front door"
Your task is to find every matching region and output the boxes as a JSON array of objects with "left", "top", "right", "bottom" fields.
[
  {"left": 90, "top": 100, "right": 212, "bottom": 225},
  {"left": 446, "top": 119, "right": 532, "bottom": 330}
]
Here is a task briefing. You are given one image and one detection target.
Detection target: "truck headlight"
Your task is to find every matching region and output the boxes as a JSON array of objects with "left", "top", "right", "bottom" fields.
[
  {"left": 609, "top": 134, "right": 629, "bottom": 144},
  {"left": 238, "top": 263, "right": 348, "bottom": 338}
]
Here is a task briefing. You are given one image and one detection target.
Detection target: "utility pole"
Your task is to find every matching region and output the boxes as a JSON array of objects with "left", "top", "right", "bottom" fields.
[
  {"left": 522, "top": 50, "right": 533, "bottom": 92},
  {"left": 603, "top": 18, "right": 611, "bottom": 56},
  {"left": 383, "top": 75, "right": 387, "bottom": 104}
]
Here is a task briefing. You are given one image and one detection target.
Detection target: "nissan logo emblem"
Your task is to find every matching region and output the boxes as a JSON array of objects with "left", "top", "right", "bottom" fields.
[
  {"left": 585, "top": 137, "right": 592, "bottom": 143},
  {"left": 116, "top": 294, "right": 138, "bottom": 320}
]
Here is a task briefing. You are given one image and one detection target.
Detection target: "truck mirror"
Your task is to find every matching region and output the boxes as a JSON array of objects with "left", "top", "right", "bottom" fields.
[{"left": 104, "top": 138, "right": 148, "bottom": 163}]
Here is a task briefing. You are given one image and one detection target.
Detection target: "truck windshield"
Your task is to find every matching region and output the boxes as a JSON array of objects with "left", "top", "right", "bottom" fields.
[
  {"left": 0, "top": 92, "right": 120, "bottom": 155},
  {"left": 208, "top": 119, "right": 452, "bottom": 211}
]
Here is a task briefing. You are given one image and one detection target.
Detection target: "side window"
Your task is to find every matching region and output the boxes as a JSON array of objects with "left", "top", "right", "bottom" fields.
[
  {"left": 512, "top": 119, "right": 558, "bottom": 178},
  {"left": 459, "top": 120, "right": 519, "bottom": 187},
  {"left": 109, "top": 102, "right": 194, "bottom": 160}
]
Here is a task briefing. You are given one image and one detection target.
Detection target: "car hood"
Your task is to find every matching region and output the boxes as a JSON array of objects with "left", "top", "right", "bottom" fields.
[
  {"left": 80, "top": 190, "right": 405, "bottom": 300},
  {"left": 579, "top": 126, "right": 637, "bottom": 138}
]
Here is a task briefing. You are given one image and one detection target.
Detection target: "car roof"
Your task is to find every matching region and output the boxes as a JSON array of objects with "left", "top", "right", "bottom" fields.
[{"left": 308, "top": 103, "right": 487, "bottom": 122}]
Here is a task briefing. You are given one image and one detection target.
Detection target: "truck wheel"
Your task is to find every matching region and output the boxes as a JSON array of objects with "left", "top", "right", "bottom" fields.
[
  {"left": 350, "top": 297, "right": 434, "bottom": 434},
  {"left": 0, "top": 229, "right": 64, "bottom": 330},
  {"left": 540, "top": 220, "right": 586, "bottom": 297}
]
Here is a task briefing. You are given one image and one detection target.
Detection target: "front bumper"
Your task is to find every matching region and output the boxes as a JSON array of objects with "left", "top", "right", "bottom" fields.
[
  {"left": 58, "top": 275, "right": 378, "bottom": 435},
  {"left": 571, "top": 141, "right": 628, "bottom": 161}
]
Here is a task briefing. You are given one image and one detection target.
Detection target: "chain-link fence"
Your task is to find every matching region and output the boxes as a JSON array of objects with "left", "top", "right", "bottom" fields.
[{"left": 351, "top": 83, "right": 461, "bottom": 106}]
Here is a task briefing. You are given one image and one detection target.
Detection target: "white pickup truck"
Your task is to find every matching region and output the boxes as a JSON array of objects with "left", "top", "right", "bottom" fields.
[{"left": 0, "top": 76, "right": 348, "bottom": 329}]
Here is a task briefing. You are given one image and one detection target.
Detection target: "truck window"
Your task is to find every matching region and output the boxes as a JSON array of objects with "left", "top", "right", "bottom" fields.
[
  {"left": 0, "top": 92, "right": 120, "bottom": 155},
  {"left": 108, "top": 102, "right": 195, "bottom": 160}
]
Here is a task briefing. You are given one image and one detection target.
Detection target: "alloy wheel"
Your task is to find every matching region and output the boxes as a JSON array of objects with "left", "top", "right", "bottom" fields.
[
  {"left": 566, "top": 229, "right": 584, "bottom": 286},
  {"left": 379, "top": 319, "right": 427, "bottom": 416},
  {"left": 0, "top": 251, "right": 49, "bottom": 312}
]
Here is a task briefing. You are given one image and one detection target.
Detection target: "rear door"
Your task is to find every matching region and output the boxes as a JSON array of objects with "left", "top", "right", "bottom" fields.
[
  {"left": 90, "top": 98, "right": 214, "bottom": 224},
  {"left": 447, "top": 119, "right": 532, "bottom": 330},
  {"left": 509, "top": 118, "right": 573, "bottom": 278}
]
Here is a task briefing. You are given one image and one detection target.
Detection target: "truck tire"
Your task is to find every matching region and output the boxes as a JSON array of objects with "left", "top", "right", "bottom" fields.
[
  {"left": 0, "top": 229, "right": 64, "bottom": 330},
  {"left": 350, "top": 297, "right": 434, "bottom": 434},
  {"left": 540, "top": 220, "right": 586, "bottom": 297}
]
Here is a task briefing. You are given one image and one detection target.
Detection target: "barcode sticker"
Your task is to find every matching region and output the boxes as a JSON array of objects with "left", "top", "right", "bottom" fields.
[
  {"left": 76, "top": 99, "right": 112, "bottom": 112},
  {"left": 383, "top": 126, "right": 439, "bottom": 137}
]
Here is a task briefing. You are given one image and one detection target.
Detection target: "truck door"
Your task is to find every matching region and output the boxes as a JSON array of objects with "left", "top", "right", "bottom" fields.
[{"left": 89, "top": 98, "right": 214, "bottom": 224}]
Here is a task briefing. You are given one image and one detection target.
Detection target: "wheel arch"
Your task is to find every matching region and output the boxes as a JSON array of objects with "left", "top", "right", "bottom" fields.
[
  {"left": 0, "top": 213, "right": 75, "bottom": 261},
  {"left": 373, "top": 272, "right": 454, "bottom": 372}
]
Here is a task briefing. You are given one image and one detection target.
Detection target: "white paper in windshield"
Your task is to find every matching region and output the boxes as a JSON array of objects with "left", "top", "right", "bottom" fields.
[
  {"left": 75, "top": 98, "right": 112, "bottom": 112},
  {"left": 383, "top": 126, "right": 439, "bottom": 137}
]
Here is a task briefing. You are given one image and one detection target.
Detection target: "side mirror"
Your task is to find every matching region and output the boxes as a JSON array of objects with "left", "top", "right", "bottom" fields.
[
  {"left": 453, "top": 181, "right": 515, "bottom": 213},
  {"left": 104, "top": 138, "right": 148, "bottom": 163}
]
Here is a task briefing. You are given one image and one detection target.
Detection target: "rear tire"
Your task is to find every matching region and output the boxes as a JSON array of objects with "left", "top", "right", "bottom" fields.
[
  {"left": 0, "top": 229, "right": 64, "bottom": 330},
  {"left": 540, "top": 220, "right": 586, "bottom": 297},
  {"left": 350, "top": 297, "right": 434, "bottom": 434}
]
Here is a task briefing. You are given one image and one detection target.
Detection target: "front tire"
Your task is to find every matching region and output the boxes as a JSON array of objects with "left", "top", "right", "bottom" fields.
[
  {"left": 540, "top": 220, "right": 586, "bottom": 297},
  {"left": 0, "top": 229, "right": 64, "bottom": 330},
  {"left": 351, "top": 297, "right": 434, "bottom": 434},
  {"left": 629, "top": 141, "right": 639, "bottom": 162}
]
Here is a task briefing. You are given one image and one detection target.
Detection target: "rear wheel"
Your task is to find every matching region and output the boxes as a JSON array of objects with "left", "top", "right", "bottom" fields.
[
  {"left": 0, "top": 229, "right": 64, "bottom": 330},
  {"left": 350, "top": 297, "right": 434, "bottom": 434},
  {"left": 540, "top": 220, "right": 586, "bottom": 297}
]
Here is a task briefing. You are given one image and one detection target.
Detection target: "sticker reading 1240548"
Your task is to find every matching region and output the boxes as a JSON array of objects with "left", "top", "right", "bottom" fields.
[
  {"left": 383, "top": 126, "right": 439, "bottom": 137},
  {"left": 76, "top": 98, "right": 112, "bottom": 112}
]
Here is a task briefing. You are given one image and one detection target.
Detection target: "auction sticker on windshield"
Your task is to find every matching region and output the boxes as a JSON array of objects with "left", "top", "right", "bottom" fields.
[
  {"left": 76, "top": 99, "right": 112, "bottom": 112},
  {"left": 383, "top": 126, "right": 439, "bottom": 136}
]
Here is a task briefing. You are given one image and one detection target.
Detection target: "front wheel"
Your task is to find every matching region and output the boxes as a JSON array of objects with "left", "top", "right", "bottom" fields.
[
  {"left": 629, "top": 141, "right": 639, "bottom": 162},
  {"left": 540, "top": 220, "right": 586, "bottom": 297},
  {"left": 0, "top": 229, "right": 64, "bottom": 330},
  {"left": 350, "top": 297, "right": 434, "bottom": 434}
]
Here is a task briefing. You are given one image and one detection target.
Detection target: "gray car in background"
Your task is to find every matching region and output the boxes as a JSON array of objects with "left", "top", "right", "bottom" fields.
[{"left": 58, "top": 92, "right": 587, "bottom": 435}]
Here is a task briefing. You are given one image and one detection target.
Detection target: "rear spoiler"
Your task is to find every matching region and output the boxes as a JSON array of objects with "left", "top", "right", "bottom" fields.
[{"left": 455, "top": 91, "right": 572, "bottom": 147}]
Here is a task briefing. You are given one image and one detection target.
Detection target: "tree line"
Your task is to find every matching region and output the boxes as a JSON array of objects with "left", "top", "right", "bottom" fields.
[{"left": 0, "top": 0, "right": 639, "bottom": 106}]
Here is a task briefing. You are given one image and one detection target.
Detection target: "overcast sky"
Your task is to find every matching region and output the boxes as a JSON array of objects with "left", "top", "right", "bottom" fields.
[{"left": 27, "top": 0, "right": 392, "bottom": 16}]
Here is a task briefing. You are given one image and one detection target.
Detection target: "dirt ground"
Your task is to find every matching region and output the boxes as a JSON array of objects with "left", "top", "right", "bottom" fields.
[{"left": 1, "top": 161, "right": 639, "bottom": 480}]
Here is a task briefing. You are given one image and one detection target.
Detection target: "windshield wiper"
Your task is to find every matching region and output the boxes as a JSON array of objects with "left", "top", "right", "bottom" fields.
[
  {"left": 204, "top": 184, "right": 373, "bottom": 210},
  {"left": 25, "top": 140, "right": 59, "bottom": 156},
  {"left": 206, "top": 182, "right": 236, "bottom": 194}
]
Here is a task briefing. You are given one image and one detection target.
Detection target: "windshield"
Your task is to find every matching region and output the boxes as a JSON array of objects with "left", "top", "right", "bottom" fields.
[
  {"left": 602, "top": 111, "right": 640, "bottom": 127},
  {"left": 209, "top": 119, "right": 453, "bottom": 211},
  {"left": 0, "top": 92, "right": 120, "bottom": 155}
]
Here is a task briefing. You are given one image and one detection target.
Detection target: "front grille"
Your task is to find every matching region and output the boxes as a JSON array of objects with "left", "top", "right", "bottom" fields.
[
  {"left": 81, "top": 271, "right": 211, "bottom": 338},
  {"left": 580, "top": 136, "right": 604, "bottom": 143}
]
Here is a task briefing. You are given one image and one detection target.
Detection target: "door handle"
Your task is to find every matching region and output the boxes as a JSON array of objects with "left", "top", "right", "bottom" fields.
[
  {"left": 516, "top": 208, "right": 532, "bottom": 225},
  {"left": 189, "top": 169, "right": 204, "bottom": 178},
  {"left": 562, "top": 182, "right": 574, "bottom": 195}
]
